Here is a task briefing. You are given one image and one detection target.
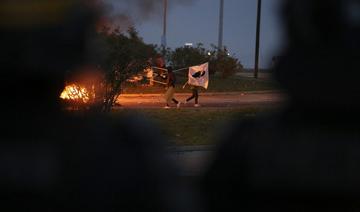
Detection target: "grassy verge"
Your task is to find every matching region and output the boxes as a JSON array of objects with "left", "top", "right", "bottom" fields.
[
  {"left": 112, "top": 107, "right": 276, "bottom": 146},
  {"left": 122, "top": 74, "right": 280, "bottom": 94}
]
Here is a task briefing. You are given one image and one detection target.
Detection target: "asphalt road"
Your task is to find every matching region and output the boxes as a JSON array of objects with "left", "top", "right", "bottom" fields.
[{"left": 116, "top": 91, "right": 286, "bottom": 109}]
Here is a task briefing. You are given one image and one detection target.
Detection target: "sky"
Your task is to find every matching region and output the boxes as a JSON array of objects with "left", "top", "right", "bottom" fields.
[{"left": 110, "top": 0, "right": 285, "bottom": 68}]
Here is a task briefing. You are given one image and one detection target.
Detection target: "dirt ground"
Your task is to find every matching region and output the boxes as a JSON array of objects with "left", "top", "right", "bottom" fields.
[{"left": 116, "top": 91, "right": 286, "bottom": 109}]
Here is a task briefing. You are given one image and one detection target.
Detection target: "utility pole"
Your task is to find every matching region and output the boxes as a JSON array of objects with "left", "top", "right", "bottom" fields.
[
  {"left": 218, "top": 0, "right": 224, "bottom": 51},
  {"left": 161, "top": 0, "right": 168, "bottom": 55},
  {"left": 254, "top": 0, "right": 262, "bottom": 78}
]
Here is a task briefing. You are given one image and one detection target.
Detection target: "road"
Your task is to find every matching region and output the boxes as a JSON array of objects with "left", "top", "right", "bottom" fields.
[{"left": 117, "top": 90, "right": 286, "bottom": 109}]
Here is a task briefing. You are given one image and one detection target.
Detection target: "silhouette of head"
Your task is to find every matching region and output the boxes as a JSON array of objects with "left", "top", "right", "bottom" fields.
[{"left": 167, "top": 66, "right": 173, "bottom": 73}]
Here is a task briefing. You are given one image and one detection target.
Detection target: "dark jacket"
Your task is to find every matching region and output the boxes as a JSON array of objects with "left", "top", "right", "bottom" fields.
[{"left": 166, "top": 72, "right": 176, "bottom": 87}]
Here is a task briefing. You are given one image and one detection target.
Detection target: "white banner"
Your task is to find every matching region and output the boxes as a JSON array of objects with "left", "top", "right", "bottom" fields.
[{"left": 188, "top": 62, "right": 209, "bottom": 89}]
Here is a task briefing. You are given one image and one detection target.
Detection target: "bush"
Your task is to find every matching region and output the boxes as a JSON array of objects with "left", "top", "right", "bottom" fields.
[
  {"left": 210, "top": 48, "right": 243, "bottom": 78},
  {"left": 169, "top": 43, "right": 211, "bottom": 70},
  {"left": 168, "top": 44, "right": 243, "bottom": 78},
  {"left": 79, "top": 26, "right": 158, "bottom": 111}
]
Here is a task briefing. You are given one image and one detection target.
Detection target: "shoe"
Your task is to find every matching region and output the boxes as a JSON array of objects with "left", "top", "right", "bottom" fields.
[
  {"left": 164, "top": 105, "right": 170, "bottom": 109},
  {"left": 177, "top": 102, "right": 181, "bottom": 108},
  {"left": 194, "top": 104, "right": 201, "bottom": 107}
]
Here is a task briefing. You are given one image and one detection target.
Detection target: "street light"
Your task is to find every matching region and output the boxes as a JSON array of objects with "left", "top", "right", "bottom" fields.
[
  {"left": 254, "top": 0, "right": 262, "bottom": 78},
  {"left": 218, "top": 0, "right": 224, "bottom": 50},
  {"left": 161, "top": 0, "right": 168, "bottom": 54}
]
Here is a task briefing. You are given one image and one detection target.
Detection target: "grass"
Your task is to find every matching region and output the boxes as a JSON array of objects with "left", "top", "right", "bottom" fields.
[
  {"left": 112, "top": 107, "right": 277, "bottom": 146},
  {"left": 122, "top": 74, "right": 280, "bottom": 94}
]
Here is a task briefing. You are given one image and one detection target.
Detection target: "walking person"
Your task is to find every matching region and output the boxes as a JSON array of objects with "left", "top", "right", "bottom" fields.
[
  {"left": 163, "top": 66, "right": 181, "bottom": 109},
  {"left": 183, "top": 62, "right": 209, "bottom": 107},
  {"left": 183, "top": 83, "right": 200, "bottom": 107}
]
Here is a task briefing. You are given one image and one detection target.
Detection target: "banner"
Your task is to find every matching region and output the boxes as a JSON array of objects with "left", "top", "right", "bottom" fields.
[{"left": 188, "top": 62, "right": 209, "bottom": 89}]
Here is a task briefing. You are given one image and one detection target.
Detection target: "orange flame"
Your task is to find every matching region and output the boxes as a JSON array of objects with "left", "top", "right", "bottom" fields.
[{"left": 60, "top": 84, "right": 90, "bottom": 103}]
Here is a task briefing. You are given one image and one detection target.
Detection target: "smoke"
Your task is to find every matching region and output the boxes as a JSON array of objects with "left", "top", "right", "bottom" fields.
[{"left": 98, "top": 0, "right": 199, "bottom": 31}]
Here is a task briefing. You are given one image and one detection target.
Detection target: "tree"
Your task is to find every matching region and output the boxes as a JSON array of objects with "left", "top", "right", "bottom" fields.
[
  {"left": 210, "top": 47, "right": 244, "bottom": 78},
  {"left": 168, "top": 43, "right": 243, "bottom": 78},
  {"left": 170, "top": 43, "right": 212, "bottom": 70}
]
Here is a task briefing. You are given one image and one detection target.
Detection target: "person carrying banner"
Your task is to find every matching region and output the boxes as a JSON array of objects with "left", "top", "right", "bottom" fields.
[
  {"left": 163, "top": 66, "right": 181, "bottom": 109},
  {"left": 183, "top": 62, "right": 209, "bottom": 107}
]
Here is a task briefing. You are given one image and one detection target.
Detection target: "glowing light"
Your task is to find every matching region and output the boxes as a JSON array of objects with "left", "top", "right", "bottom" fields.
[
  {"left": 60, "top": 84, "right": 90, "bottom": 103},
  {"left": 127, "top": 75, "right": 144, "bottom": 83}
]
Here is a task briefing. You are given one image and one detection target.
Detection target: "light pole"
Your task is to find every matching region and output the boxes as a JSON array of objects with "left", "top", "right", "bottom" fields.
[
  {"left": 218, "top": 0, "right": 224, "bottom": 51},
  {"left": 161, "top": 0, "right": 168, "bottom": 55},
  {"left": 254, "top": 0, "right": 262, "bottom": 78}
]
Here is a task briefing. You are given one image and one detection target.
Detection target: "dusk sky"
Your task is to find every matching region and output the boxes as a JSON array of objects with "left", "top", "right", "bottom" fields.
[{"left": 110, "top": 0, "right": 285, "bottom": 68}]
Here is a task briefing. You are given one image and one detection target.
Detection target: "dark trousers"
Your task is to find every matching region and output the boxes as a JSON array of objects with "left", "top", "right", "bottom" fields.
[
  {"left": 186, "top": 88, "right": 198, "bottom": 104},
  {"left": 172, "top": 98, "right": 179, "bottom": 104},
  {"left": 166, "top": 99, "right": 178, "bottom": 106},
  {"left": 165, "top": 86, "right": 179, "bottom": 106}
]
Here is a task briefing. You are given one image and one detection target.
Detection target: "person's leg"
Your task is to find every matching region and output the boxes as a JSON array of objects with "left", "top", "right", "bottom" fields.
[
  {"left": 172, "top": 98, "right": 179, "bottom": 104},
  {"left": 168, "top": 86, "right": 177, "bottom": 104},
  {"left": 186, "top": 89, "right": 197, "bottom": 102},
  {"left": 186, "top": 95, "right": 195, "bottom": 102},
  {"left": 167, "top": 86, "right": 180, "bottom": 107},
  {"left": 167, "top": 86, "right": 179, "bottom": 107},
  {"left": 164, "top": 87, "right": 173, "bottom": 107}
]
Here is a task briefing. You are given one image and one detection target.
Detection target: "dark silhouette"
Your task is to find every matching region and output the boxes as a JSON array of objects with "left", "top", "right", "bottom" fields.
[
  {"left": 164, "top": 66, "right": 180, "bottom": 108},
  {"left": 0, "top": 1, "right": 190, "bottom": 211},
  {"left": 185, "top": 86, "right": 200, "bottom": 106},
  {"left": 202, "top": 0, "right": 360, "bottom": 211}
]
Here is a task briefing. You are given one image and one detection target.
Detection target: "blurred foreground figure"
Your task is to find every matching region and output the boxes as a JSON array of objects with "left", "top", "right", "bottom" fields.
[
  {"left": 0, "top": 1, "right": 184, "bottom": 211},
  {"left": 203, "top": 0, "right": 360, "bottom": 211}
]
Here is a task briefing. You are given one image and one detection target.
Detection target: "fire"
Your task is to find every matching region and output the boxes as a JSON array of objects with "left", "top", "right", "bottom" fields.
[{"left": 60, "top": 84, "right": 91, "bottom": 103}]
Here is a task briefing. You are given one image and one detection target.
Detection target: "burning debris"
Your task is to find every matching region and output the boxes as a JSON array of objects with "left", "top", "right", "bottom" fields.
[
  {"left": 60, "top": 84, "right": 92, "bottom": 103},
  {"left": 59, "top": 65, "right": 106, "bottom": 110}
]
